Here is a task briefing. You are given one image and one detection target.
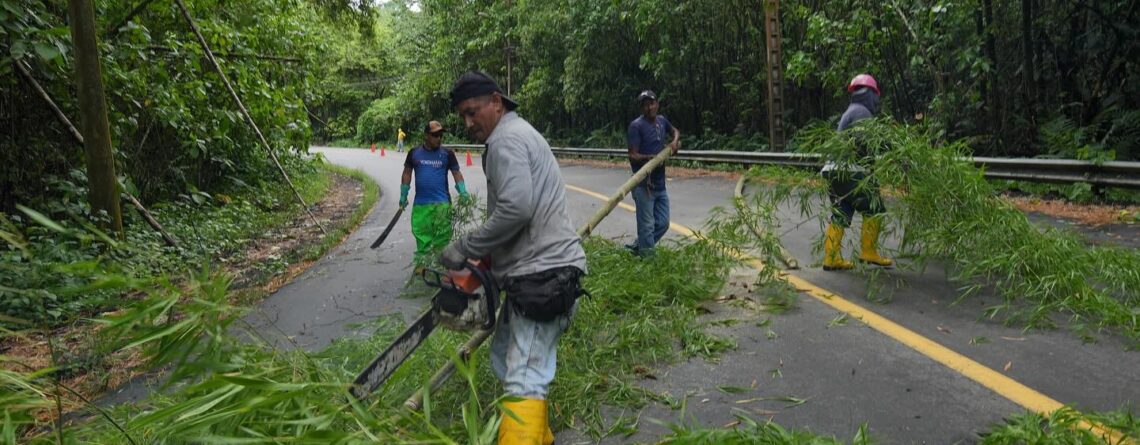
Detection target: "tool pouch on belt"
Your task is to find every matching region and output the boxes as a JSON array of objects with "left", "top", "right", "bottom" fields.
[{"left": 504, "top": 266, "right": 588, "bottom": 322}]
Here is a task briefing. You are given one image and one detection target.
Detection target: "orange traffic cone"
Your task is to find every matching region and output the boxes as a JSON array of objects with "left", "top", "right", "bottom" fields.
[
  {"left": 465, "top": 151, "right": 473, "bottom": 166},
  {"left": 380, "top": 146, "right": 386, "bottom": 156},
  {"left": 370, "top": 143, "right": 376, "bottom": 153}
]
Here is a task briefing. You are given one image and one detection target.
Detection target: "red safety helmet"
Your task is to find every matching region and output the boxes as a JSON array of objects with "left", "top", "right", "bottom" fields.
[{"left": 847, "top": 74, "right": 880, "bottom": 96}]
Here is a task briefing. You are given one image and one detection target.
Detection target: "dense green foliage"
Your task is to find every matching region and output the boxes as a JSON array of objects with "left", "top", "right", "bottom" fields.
[
  {"left": 2, "top": 0, "right": 330, "bottom": 212},
  {"left": 0, "top": 164, "right": 332, "bottom": 326},
  {"left": 301, "top": 0, "right": 1140, "bottom": 162},
  {"left": 1, "top": 0, "right": 383, "bottom": 323}
]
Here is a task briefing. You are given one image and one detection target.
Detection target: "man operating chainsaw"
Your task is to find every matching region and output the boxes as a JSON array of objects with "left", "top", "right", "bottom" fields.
[{"left": 441, "top": 71, "right": 587, "bottom": 445}]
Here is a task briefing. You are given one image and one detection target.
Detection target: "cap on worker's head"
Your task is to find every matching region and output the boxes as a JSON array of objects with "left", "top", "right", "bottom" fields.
[
  {"left": 637, "top": 90, "right": 658, "bottom": 103},
  {"left": 424, "top": 121, "right": 446, "bottom": 134},
  {"left": 847, "top": 74, "right": 880, "bottom": 96},
  {"left": 449, "top": 71, "right": 518, "bottom": 110}
]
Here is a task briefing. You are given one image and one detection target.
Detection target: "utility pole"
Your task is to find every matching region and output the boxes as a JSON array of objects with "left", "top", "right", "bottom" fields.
[
  {"left": 505, "top": 0, "right": 513, "bottom": 95},
  {"left": 67, "top": 0, "right": 123, "bottom": 234},
  {"left": 505, "top": 42, "right": 513, "bottom": 96},
  {"left": 764, "top": 0, "right": 786, "bottom": 152}
]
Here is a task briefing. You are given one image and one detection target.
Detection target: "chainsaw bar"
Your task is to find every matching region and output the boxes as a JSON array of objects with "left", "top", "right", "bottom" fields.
[
  {"left": 350, "top": 308, "right": 435, "bottom": 400},
  {"left": 352, "top": 261, "right": 497, "bottom": 400}
]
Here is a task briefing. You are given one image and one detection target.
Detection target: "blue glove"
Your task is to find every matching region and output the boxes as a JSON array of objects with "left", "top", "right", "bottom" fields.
[
  {"left": 399, "top": 184, "right": 410, "bottom": 209},
  {"left": 455, "top": 181, "right": 469, "bottom": 198}
]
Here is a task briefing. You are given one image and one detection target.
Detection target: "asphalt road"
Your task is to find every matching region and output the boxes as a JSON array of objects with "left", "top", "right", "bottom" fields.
[{"left": 259, "top": 147, "right": 1138, "bottom": 444}]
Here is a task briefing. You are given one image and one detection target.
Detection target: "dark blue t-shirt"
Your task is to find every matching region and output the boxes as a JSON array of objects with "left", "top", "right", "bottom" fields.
[
  {"left": 404, "top": 145, "right": 460, "bottom": 205},
  {"left": 627, "top": 115, "right": 674, "bottom": 190}
]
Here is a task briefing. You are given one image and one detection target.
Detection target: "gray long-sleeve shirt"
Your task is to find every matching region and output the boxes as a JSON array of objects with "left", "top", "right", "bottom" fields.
[{"left": 456, "top": 112, "right": 587, "bottom": 282}]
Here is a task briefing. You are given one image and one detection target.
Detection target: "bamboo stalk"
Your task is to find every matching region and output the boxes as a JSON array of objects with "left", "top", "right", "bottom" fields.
[
  {"left": 404, "top": 146, "right": 677, "bottom": 410},
  {"left": 404, "top": 328, "right": 494, "bottom": 410},
  {"left": 124, "top": 193, "right": 180, "bottom": 247},
  {"left": 577, "top": 146, "right": 674, "bottom": 237},
  {"left": 174, "top": 0, "right": 326, "bottom": 235},
  {"left": 15, "top": 60, "right": 85, "bottom": 144}
]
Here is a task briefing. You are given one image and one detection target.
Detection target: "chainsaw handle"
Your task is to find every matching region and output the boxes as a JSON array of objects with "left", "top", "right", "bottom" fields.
[{"left": 419, "top": 268, "right": 456, "bottom": 291}]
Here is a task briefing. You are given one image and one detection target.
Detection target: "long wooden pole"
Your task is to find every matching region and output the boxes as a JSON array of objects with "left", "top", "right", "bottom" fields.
[
  {"left": 404, "top": 146, "right": 676, "bottom": 410},
  {"left": 67, "top": 0, "right": 123, "bottom": 235}
]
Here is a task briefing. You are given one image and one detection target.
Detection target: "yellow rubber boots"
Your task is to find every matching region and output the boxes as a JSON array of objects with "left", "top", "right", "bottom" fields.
[
  {"left": 858, "top": 216, "right": 894, "bottom": 267},
  {"left": 823, "top": 223, "right": 855, "bottom": 271},
  {"left": 499, "top": 398, "right": 554, "bottom": 445}
]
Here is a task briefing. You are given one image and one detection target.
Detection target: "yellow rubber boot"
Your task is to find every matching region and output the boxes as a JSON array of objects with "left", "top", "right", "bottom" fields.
[
  {"left": 823, "top": 223, "right": 855, "bottom": 271},
  {"left": 499, "top": 398, "right": 553, "bottom": 445},
  {"left": 858, "top": 216, "right": 894, "bottom": 267}
]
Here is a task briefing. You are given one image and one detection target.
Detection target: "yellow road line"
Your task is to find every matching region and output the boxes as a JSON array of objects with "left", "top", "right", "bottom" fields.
[{"left": 565, "top": 183, "right": 1126, "bottom": 442}]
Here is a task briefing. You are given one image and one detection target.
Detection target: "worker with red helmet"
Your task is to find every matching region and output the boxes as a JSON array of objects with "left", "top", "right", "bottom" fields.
[{"left": 821, "top": 74, "right": 893, "bottom": 271}]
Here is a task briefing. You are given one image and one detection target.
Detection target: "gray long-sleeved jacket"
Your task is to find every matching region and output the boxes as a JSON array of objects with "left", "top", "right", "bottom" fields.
[
  {"left": 822, "top": 87, "right": 880, "bottom": 173},
  {"left": 456, "top": 112, "right": 587, "bottom": 282}
]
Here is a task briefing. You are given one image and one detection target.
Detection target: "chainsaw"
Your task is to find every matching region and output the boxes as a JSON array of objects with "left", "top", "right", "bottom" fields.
[{"left": 351, "top": 259, "right": 498, "bottom": 400}]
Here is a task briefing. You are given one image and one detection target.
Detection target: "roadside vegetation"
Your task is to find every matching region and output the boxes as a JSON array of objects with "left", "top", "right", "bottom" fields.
[
  {"left": 0, "top": 161, "right": 376, "bottom": 441},
  {"left": 0, "top": 232, "right": 741, "bottom": 442}
]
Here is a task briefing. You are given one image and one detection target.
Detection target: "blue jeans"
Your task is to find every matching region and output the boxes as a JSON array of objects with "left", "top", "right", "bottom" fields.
[
  {"left": 631, "top": 185, "right": 670, "bottom": 254},
  {"left": 490, "top": 304, "right": 575, "bottom": 399}
]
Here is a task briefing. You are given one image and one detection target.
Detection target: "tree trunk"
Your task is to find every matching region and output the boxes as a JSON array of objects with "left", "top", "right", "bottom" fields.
[{"left": 67, "top": 0, "right": 123, "bottom": 235}]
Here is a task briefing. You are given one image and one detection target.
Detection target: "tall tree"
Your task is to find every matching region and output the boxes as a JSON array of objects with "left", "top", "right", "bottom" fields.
[{"left": 67, "top": 0, "right": 122, "bottom": 234}]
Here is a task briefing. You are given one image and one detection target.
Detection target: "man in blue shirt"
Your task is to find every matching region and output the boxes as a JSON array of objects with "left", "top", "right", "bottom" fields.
[
  {"left": 400, "top": 121, "right": 469, "bottom": 266},
  {"left": 627, "top": 90, "right": 680, "bottom": 256}
]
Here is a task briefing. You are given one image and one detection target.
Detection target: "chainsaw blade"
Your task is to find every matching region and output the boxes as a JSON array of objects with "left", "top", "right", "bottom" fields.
[{"left": 351, "top": 308, "right": 435, "bottom": 400}]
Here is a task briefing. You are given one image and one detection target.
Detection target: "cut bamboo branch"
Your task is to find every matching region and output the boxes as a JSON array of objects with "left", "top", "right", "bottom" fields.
[
  {"left": 404, "top": 145, "right": 677, "bottom": 410},
  {"left": 734, "top": 174, "right": 798, "bottom": 269},
  {"left": 174, "top": 0, "right": 326, "bottom": 235}
]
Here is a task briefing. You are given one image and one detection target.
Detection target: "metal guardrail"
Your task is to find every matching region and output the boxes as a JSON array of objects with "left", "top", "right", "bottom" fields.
[{"left": 444, "top": 144, "right": 1140, "bottom": 189}]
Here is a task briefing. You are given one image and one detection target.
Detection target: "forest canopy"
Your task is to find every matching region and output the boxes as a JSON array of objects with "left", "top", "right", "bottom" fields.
[{"left": 3, "top": 0, "right": 1138, "bottom": 213}]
